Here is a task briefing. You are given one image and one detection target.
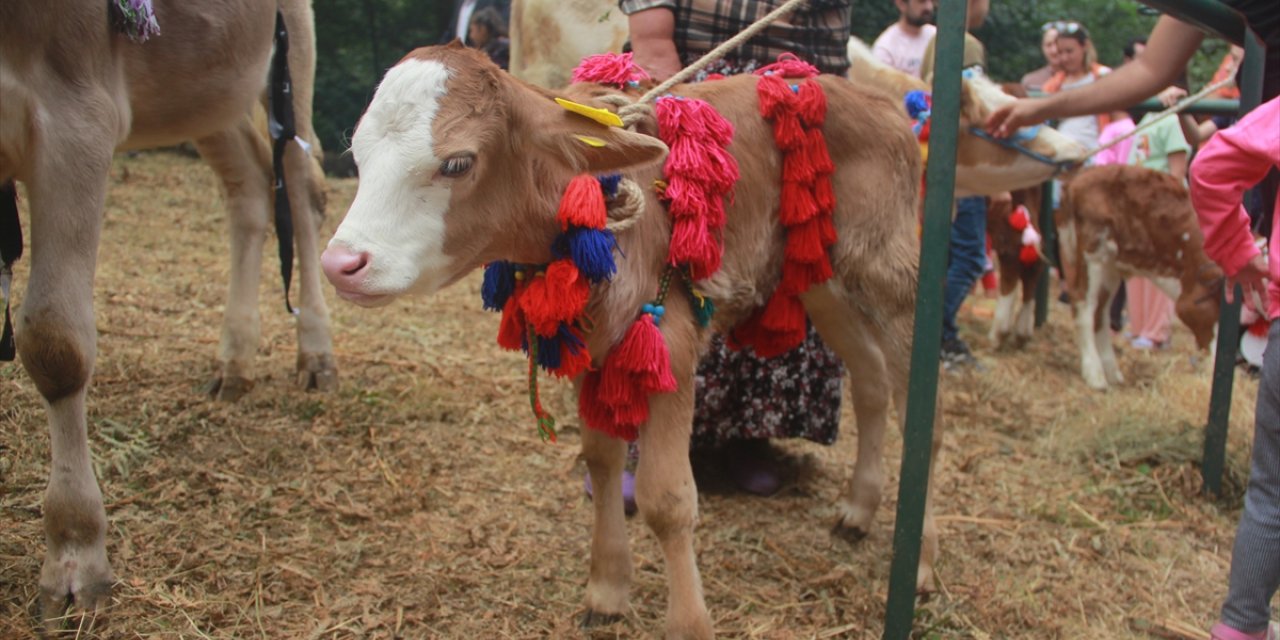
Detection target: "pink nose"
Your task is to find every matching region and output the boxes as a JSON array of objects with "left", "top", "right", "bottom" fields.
[{"left": 321, "top": 244, "right": 371, "bottom": 289}]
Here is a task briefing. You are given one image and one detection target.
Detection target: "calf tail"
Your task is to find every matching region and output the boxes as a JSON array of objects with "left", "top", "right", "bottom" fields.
[{"left": 1056, "top": 186, "right": 1082, "bottom": 307}]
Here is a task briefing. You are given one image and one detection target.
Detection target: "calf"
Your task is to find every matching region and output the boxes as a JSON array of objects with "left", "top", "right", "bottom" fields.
[
  {"left": 1058, "top": 164, "right": 1222, "bottom": 390},
  {"left": 846, "top": 38, "right": 1085, "bottom": 196},
  {"left": 1, "top": 0, "right": 334, "bottom": 626},
  {"left": 322, "top": 43, "right": 934, "bottom": 638},
  {"left": 987, "top": 186, "right": 1045, "bottom": 348}
]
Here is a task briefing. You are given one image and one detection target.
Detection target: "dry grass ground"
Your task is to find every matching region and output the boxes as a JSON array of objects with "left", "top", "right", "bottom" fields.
[{"left": 0, "top": 151, "right": 1267, "bottom": 639}]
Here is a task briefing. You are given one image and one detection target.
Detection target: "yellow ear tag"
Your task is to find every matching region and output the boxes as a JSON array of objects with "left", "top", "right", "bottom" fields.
[
  {"left": 555, "top": 97, "right": 624, "bottom": 128},
  {"left": 574, "top": 135, "right": 608, "bottom": 148}
]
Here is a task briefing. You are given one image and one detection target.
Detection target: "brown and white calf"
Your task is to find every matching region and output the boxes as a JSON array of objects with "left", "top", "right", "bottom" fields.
[
  {"left": 322, "top": 43, "right": 933, "bottom": 638},
  {"left": 1058, "top": 164, "right": 1222, "bottom": 390},
  {"left": 1, "top": 0, "right": 334, "bottom": 626},
  {"left": 987, "top": 186, "right": 1045, "bottom": 348}
]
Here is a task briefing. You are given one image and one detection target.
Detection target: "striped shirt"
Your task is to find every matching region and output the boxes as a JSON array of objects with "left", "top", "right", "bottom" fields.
[{"left": 619, "top": 0, "right": 853, "bottom": 76}]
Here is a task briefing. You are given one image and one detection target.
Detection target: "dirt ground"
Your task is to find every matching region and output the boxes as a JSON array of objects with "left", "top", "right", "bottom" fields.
[{"left": 0, "top": 151, "right": 1267, "bottom": 639}]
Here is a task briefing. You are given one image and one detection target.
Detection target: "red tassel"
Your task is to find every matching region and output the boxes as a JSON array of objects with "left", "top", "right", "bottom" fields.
[
  {"left": 814, "top": 177, "right": 836, "bottom": 215},
  {"left": 783, "top": 153, "right": 816, "bottom": 184},
  {"left": 779, "top": 181, "right": 819, "bottom": 225},
  {"left": 550, "top": 325, "right": 593, "bottom": 379},
  {"left": 1019, "top": 244, "right": 1039, "bottom": 265},
  {"left": 772, "top": 113, "right": 805, "bottom": 151},
  {"left": 760, "top": 294, "right": 807, "bottom": 334},
  {"left": 756, "top": 74, "right": 793, "bottom": 119},
  {"left": 797, "top": 80, "right": 827, "bottom": 128},
  {"left": 558, "top": 174, "right": 607, "bottom": 231},
  {"left": 785, "top": 219, "right": 826, "bottom": 263},
  {"left": 665, "top": 174, "right": 712, "bottom": 218},
  {"left": 806, "top": 128, "right": 834, "bottom": 175},
  {"left": 1008, "top": 206, "right": 1029, "bottom": 231},
  {"left": 686, "top": 247, "right": 722, "bottom": 282},
  {"left": 611, "top": 315, "right": 677, "bottom": 394},
  {"left": 520, "top": 260, "right": 590, "bottom": 337},
  {"left": 669, "top": 216, "right": 712, "bottom": 267},
  {"left": 497, "top": 295, "right": 526, "bottom": 351},
  {"left": 579, "top": 373, "right": 640, "bottom": 441}
]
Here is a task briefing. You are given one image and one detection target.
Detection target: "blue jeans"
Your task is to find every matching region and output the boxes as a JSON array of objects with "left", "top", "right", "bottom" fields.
[{"left": 942, "top": 196, "right": 988, "bottom": 343}]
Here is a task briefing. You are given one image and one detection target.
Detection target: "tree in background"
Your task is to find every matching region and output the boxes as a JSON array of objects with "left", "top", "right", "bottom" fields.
[
  {"left": 851, "top": 0, "right": 1228, "bottom": 90},
  {"left": 312, "top": 0, "right": 452, "bottom": 170}
]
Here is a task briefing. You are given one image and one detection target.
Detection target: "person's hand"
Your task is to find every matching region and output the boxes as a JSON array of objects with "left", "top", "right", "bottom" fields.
[
  {"left": 632, "top": 46, "right": 681, "bottom": 82},
  {"left": 1225, "top": 254, "right": 1269, "bottom": 305},
  {"left": 985, "top": 98, "right": 1049, "bottom": 138},
  {"left": 1157, "top": 85, "right": 1187, "bottom": 107}
]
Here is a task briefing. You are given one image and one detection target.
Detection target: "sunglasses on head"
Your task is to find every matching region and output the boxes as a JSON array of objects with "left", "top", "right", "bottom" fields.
[{"left": 1042, "top": 20, "right": 1084, "bottom": 35}]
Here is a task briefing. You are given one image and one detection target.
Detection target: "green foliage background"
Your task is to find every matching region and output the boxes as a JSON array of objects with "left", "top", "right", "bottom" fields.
[{"left": 309, "top": 1, "right": 1233, "bottom": 163}]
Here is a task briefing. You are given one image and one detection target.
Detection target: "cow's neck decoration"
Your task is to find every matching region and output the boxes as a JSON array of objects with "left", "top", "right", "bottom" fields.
[
  {"left": 109, "top": 0, "right": 160, "bottom": 42},
  {"left": 728, "top": 58, "right": 837, "bottom": 358},
  {"left": 572, "top": 52, "right": 650, "bottom": 89},
  {"left": 1006, "top": 204, "right": 1042, "bottom": 266},
  {"left": 480, "top": 174, "right": 621, "bottom": 441},
  {"left": 904, "top": 89, "right": 932, "bottom": 163}
]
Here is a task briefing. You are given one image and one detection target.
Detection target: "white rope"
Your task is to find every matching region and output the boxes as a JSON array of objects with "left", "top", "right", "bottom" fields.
[
  {"left": 635, "top": 0, "right": 812, "bottom": 105},
  {"left": 1083, "top": 67, "right": 1239, "bottom": 162}
]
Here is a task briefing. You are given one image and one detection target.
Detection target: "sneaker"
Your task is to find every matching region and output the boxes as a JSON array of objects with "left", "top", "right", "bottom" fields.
[
  {"left": 941, "top": 338, "right": 980, "bottom": 370},
  {"left": 1130, "top": 336, "right": 1156, "bottom": 350},
  {"left": 584, "top": 469, "right": 638, "bottom": 516},
  {"left": 1209, "top": 621, "right": 1280, "bottom": 640}
]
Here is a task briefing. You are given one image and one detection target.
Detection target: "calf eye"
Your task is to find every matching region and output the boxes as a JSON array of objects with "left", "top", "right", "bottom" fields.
[{"left": 439, "top": 154, "right": 475, "bottom": 178}]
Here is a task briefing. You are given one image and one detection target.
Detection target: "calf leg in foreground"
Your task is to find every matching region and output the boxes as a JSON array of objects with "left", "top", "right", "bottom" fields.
[
  {"left": 19, "top": 114, "right": 116, "bottom": 629},
  {"left": 580, "top": 425, "right": 632, "bottom": 626}
]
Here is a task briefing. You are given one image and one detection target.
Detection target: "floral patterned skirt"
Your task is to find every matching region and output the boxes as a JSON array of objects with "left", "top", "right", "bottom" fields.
[{"left": 691, "top": 324, "right": 844, "bottom": 449}]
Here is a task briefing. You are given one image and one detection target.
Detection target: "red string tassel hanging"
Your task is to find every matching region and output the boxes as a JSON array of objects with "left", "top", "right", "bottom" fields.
[{"left": 558, "top": 174, "right": 608, "bottom": 231}]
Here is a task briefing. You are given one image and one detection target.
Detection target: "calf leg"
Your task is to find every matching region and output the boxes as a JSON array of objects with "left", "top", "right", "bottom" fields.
[
  {"left": 1014, "top": 266, "right": 1040, "bottom": 346},
  {"left": 579, "top": 425, "right": 632, "bottom": 625},
  {"left": 279, "top": 0, "right": 337, "bottom": 392},
  {"left": 19, "top": 122, "right": 116, "bottom": 629},
  {"left": 634, "top": 378, "right": 711, "bottom": 640},
  {"left": 195, "top": 122, "right": 271, "bottom": 401},
  {"left": 805, "top": 284, "right": 941, "bottom": 592},
  {"left": 1077, "top": 254, "right": 1113, "bottom": 390},
  {"left": 1094, "top": 269, "right": 1124, "bottom": 386}
]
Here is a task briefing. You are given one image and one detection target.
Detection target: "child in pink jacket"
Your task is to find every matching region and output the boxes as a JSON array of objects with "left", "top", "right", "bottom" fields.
[{"left": 1190, "top": 94, "right": 1279, "bottom": 640}]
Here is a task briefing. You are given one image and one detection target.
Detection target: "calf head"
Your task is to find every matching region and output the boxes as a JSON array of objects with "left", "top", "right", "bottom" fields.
[
  {"left": 846, "top": 38, "right": 1084, "bottom": 196},
  {"left": 1177, "top": 265, "right": 1225, "bottom": 350},
  {"left": 322, "top": 43, "right": 666, "bottom": 305}
]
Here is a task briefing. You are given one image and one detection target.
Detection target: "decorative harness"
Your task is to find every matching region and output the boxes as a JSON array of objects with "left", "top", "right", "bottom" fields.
[{"left": 483, "top": 53, "right": 836, "bottom": 442}]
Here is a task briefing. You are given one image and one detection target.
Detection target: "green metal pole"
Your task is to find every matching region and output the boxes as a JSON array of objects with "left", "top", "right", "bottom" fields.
[
  {"left": 882, "top": 0, "right": 965, "bottom": 636},
  {"left": 1201, "top": 29, "right": 1264, "bottom": 496},
  {"left": 1034, "top": 180, "right": 1056, "bottom": 328}
]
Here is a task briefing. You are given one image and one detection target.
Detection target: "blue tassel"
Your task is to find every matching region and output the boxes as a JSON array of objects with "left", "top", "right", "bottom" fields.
[
  {"left": 689, "top": 290, "right": 716, "bottom": 327},
  {"left": 904, "top": 90, "right": 931, "bottom": 120},
  {"left": 535, "top": 324, "right": 585, "bottom": 371},
  {"left": 481, "top": 261, "right": 516, "bottom": 311},
  {"left": 568, "top": 228, "right": 618, "bottom": 283},
  {"left": 597, "top": 173, "right": 623, "bottom": 199}
]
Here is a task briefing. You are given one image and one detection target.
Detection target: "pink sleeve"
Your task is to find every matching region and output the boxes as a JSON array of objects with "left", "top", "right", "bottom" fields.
[{"left": 1189, "top": 97, "right": 1279, "bottom": 276}]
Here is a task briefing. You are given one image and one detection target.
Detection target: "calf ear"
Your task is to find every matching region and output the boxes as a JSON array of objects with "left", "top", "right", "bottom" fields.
[{"left": 529, "top": 106, "right": 669, "bottom": 174}]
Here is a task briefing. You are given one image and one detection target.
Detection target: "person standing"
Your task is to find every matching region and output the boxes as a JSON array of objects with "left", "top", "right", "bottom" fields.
[
  {"left": 1020, "top": 23, "right": 1062, "bottom": 93},
  {"left": 623, "top": 0, "right": 852, "bottom": 495},
  {"left": 467, "top": 7, "right": 510, "bottom": 69},
  {"left": 1041, "top": 22, "right": 1112, "bottom": 153},
  {"left": 1191, "top": 95, "right": 1279, "bottom": 640},
  {"left": 871, "top": 0, "right": 936, "bottom": 78},
  {"left": 441, "top": 0, "right": 509, "bottom": 46}
]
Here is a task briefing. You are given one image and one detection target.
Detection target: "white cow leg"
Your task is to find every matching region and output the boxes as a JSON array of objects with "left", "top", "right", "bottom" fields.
[
  {"left": 1097, "top": 271, "right": 1124, "bottom": 386},
  {"left": 1014, "top": 295, "right": 1036, "bottom": 345},
  {"left": 1078, "top": 258, "right": 1109, "bottom": 390},
  {"left": 19, "top": 126, "right": 115, "bottom": 629},
  {"left": 635, "top": 381, "right": 712, "bottom": 639},
  {"left": 579, "top": 424, "right": 632, "bottom": 626},
  {"left": 195, "top": 122, "right": 270, "bottom": 401},
  {"left": 282, "top": 140, "right": 337, "bottom": 392},
  {"left": 990, "top": 289, "right": 1017, "bottom": 349}
]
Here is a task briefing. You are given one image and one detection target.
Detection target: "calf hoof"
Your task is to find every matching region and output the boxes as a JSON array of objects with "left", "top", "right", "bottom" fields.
[
  {"left": 297, "top": 353, "right": 338, "bottom": 392},
  {"left": 831, "top": 520, "right": 869, "bottom": 545},
  {"left": 916, "top": 565, "right": 937, "bottom": 595},
  {"left": 580, "top": 609, "right": 625, "bottom": 629},
  {"left": 39, "top": 556, "right": 114, "bottom": 634},
  {"left": 204, "top": 374, "right": 255, "bottom": 402}
]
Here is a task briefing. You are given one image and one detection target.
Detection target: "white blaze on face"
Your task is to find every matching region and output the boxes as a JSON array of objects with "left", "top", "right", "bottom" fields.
[{"left": 329, "top": 58, "right": 456, "bottom": 298}]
